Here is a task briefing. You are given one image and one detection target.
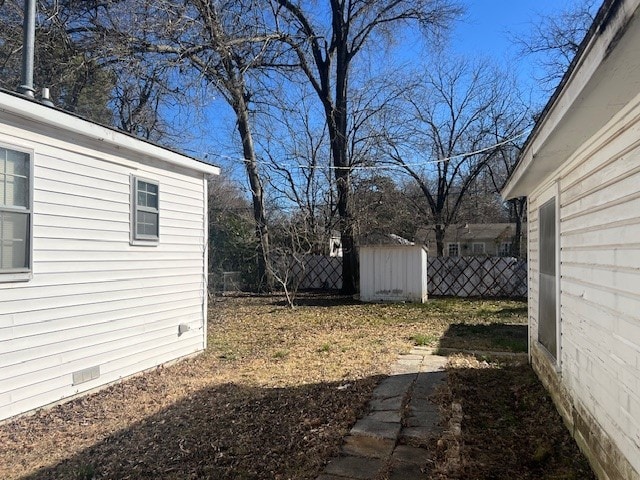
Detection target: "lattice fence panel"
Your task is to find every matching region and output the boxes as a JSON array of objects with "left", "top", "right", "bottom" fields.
[
  {"left": 428, "top": 256, "right": 527, "bottom": 298},
  {"left": 290, "top": 254, "right": 343, "bottom": 290},
  {"left": 277, "top": 255, "right": 526, "bottom": 297}
]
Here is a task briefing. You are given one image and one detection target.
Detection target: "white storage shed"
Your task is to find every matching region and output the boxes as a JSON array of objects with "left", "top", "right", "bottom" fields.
[
  {"left": 359, "top": 245, "right": 428, "bottom": 303},
  {"left": 0, "top": 89, "right": 219, "bottom": 421},
  {"left": 502, "top": 0, "right": 640, "bottom": 478}
]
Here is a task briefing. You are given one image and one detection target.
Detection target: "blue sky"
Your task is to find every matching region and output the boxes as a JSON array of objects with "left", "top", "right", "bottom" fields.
[
  {"left": 453, "top": 1, "right": 559, "bottom": 55},
  {"left": 451, "top": 1, "right": 569, "bottom": 100}
]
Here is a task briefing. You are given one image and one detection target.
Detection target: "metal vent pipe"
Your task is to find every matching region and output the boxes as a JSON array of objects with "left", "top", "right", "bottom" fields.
[{"left": 17, "top": 0, "right": 36, "bottom": 97}]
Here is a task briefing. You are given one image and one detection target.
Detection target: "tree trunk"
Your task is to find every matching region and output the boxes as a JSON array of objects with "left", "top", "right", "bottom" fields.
[
  {"left": 435, "top": 223, "right": 446, "bottom": 257},
  {"left": 335, "top": 167, "right": 357, "bottom": 294},
  {"left": 510, "top": 197, "right": 526, "bottom": 258},
  {"left": 233, "top": 93, "right": 274, "bottom": 291},
  {"left": 331, "top": 22, "right": 359, "bottom": 295}
]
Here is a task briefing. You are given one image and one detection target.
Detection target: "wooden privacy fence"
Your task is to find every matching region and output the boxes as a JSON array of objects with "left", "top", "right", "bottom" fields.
[{"left": 428, "top": 256, "right": 527, "bottom": 298}]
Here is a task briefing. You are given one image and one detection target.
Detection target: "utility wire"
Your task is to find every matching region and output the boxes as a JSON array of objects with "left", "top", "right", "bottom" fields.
[{"left": 190, "top": 128, "right": 530, "bottom": 172}]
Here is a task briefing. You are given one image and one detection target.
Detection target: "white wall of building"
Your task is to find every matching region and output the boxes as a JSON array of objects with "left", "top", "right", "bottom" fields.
[
  {"left": 0, "top": 97, "right": 215, "bottom": 421},
  {"left": 527, "top": 93, "right": 640, "bottom": 478}
]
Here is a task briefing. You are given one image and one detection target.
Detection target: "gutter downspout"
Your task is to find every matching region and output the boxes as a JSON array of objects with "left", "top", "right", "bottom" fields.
[{"left": 17, "top": 0, "right": 36, "bottom": 97}]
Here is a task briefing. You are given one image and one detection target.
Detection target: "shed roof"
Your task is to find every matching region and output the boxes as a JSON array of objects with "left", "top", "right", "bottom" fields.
[
  {"left": 503, "top": 0, "right": 640, "bottom": 198},
  {"left": 0, "top": 88, "right": 220, "bottom": 176}
]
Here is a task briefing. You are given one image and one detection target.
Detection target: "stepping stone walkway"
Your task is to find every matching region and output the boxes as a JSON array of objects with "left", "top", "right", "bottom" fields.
[{"left": 317, "top": 347, "right": 447, "bottom": 480}]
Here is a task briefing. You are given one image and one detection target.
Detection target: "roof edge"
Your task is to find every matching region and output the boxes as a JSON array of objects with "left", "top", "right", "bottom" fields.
[
  {"left": 503, "top": 0, "right": 633, "bottom": 199},
  {"left": 0, "top": 89, "right": 220, "bottom": 176}
]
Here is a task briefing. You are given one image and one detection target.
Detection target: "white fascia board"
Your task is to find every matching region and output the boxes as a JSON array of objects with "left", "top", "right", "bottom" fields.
[
  {"left": 503, "top": 0, "right": 640, "bottom": 199},
  {"left": 0, "top": 91, "right": 220, "bottom": 176}
]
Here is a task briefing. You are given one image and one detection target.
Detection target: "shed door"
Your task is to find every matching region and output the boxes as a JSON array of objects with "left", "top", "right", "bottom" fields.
[{"left": 538, "top": 197, "right": 557, "bottom": 359}]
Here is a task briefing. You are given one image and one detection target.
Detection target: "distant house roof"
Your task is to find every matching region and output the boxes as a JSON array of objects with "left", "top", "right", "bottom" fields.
[
  {"left": 0, "top": 88, "right": 220, "bottom": 176},
  {"left": 417, "top": 223, "right": 516, "bottom": 244}
]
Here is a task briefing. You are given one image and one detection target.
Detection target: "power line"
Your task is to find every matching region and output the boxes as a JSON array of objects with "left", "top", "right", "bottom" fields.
[{"left": 191, "top": 128, "right": 530, "bottom": 172}]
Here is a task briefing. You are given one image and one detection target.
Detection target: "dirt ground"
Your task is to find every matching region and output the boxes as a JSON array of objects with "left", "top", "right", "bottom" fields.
[{"left": 0, "top": 294, "right": 593, "bottom": 479}]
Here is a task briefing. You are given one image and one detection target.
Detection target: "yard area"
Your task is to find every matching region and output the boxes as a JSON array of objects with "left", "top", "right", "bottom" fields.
[{"left": 0, "top": 294, "right": 594, "bottom": 479}]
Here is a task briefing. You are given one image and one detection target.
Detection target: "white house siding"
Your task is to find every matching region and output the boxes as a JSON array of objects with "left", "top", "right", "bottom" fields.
[
  {"left": 528, "top": 101, "right": 640, "bottom": 478},
  {"left": 0, "top": 112, "right": 209, "bottom": 421}
]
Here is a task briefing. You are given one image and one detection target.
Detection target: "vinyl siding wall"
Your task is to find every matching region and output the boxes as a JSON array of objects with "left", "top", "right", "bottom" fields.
[
  {"left": 528, "top": 98, "right": 640, "bottom": 478},
  {"left": 0, "top": 114, "right": 208, "bottom": 421}
]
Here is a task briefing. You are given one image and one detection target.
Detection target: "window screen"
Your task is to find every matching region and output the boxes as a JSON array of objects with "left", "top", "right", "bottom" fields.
[{"left": 538, "top": 198, "right": 557, "bottom": 358}]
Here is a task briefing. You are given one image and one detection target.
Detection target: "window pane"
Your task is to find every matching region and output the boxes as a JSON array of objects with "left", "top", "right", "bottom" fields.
[
  {"left": 2, "top": 174, "right": 28, "bottom": 207},
  {"left": 136, "top": 211, "right": 158, "bottom": 237},
  {"left": 0, "top": 148, "right": 29, "bottom": 208},
  {"left": 0, "top": 211, "right": 29, "bottom": 269},
  {"left": 137, "top": 181, "right": 158, "bottom": 209},
  {"left": 6, "top": 149, "right": 29, "bottom": 177}
]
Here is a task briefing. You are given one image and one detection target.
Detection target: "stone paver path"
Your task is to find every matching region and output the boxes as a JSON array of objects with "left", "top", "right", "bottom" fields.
[{"left": 317, "top": 347, "right": 447, "bottom": 480}]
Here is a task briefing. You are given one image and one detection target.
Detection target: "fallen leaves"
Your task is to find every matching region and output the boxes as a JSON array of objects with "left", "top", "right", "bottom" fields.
[{"left": 0, "top": 294, "right": 592, "bottom": 480}]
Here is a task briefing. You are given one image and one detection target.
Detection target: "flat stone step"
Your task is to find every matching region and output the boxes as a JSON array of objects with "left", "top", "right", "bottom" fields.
[
  {"left": 341, "top": 434, "right": 395, "bottom": 459},
  {"left": 350, "top": 415, "right": 401, "bottom": 439},
  {"left": 323, "top": 456, "right": 384, "bottom": 480}
]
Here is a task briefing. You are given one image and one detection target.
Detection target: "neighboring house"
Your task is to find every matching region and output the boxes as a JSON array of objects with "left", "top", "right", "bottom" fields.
[
  {"left": 418, "top": 223, "right": 521, "bottom": 257},
  {"left": 502, "top": 0, "right": 640, "bottom": 478},
  {"left": 0, "top": 89, "right": 219, "bottom": 421}
]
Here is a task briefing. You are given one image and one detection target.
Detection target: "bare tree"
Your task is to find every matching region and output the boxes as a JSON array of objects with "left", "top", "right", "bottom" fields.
[
  {"left": 267, "top": 211, "right": 324, "bottom": 308},
  {"left": 208, "top": 175, "right": 258, "bottom": 290},
  {"left": 0, "top": 0, "right": 189, "bottom": 143},
  {"left": 515, "top": 0, "right": 597, "bottom": 91},
  {"left": 352, "top": 174, "right": 417, "bottom": 242},
  {"left": 257, "top": 87, "right": 337, "bottom": 248},
  {"left": 97, "top": 0, "right": 285, "bottom": 290},
  {"left": 382, "top": 57, "right": 530, "bottom": 256},
  {"left": 270, "top": 0, "right": 463, "bottom": 293},
  {"left": 485, "top": 144, "right": 528, "bottom": 258},
  {"left": 0, "top": 0, "right": 114, "bottom": 122}
]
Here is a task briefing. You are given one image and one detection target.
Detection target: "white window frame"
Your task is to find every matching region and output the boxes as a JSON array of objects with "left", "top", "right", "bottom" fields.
[
  {"left": 447, "top": 242, "right": 460, "bottom": 257},
  {"left": 131, "top": 175, "right": 159, "bottom": 245},
  {"left": 0, "top": 143, "right": 33, "bottom": 283}
]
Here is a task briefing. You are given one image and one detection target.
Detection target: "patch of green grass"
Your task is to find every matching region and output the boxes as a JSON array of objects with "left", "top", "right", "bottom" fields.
[
  {"left": 411, "top": 333, "right": 437, "bottom": 346},
  {"left": 64, "top": 463, "right": 95, "bottom": 480},
  {"left": 399, "top": 298, "right": 528, "bottom": 322},
  {"left": 273, "top": 349, "right": 288, "bottom": 359},
  {"left": 439, "top": 323, "right": 528, "bottom": 353},
  {"left": 493, "top": 336, "right": 528, "bottom": 353},
  {"left": 318, "top": 343, "right": 331, "bottom": 353}
]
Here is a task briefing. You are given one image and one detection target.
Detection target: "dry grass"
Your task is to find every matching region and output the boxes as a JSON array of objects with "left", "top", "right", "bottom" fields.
[{"left": 0, "top": 294, "right": 590, "bottom": 480}]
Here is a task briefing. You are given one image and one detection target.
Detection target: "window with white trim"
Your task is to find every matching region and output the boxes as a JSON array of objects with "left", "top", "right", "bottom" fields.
[
  {"left": 132, "top": 177, "right": 159, "bottom": 243},
  {"left": 447, "top": 242, "right": 459, "bottom": 257},
  {"left": 472, "top": 242, "right": 485, "bottom": 255},
  {"left": 0, "top": 146, "right": 31, "bottom": 278}
]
